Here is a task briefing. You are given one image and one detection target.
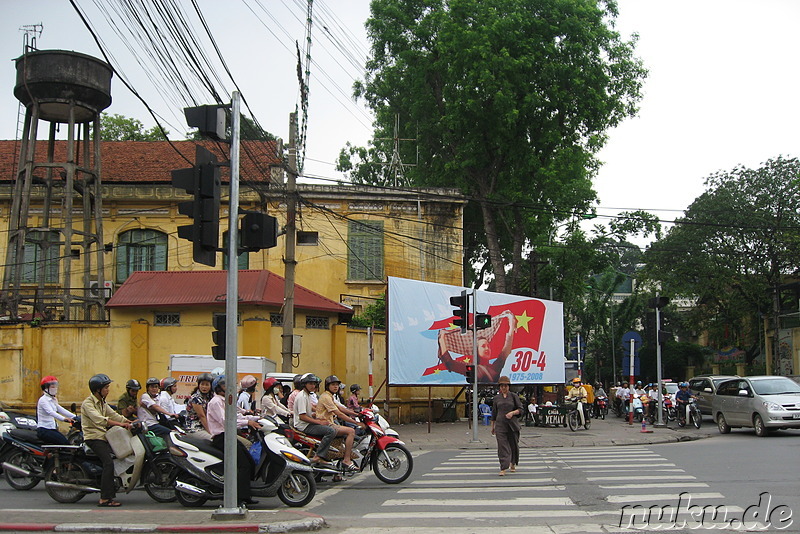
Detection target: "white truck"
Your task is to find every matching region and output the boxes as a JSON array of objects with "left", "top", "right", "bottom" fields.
[{"left": 168, "top": 354, "right": 278, "bottom": 403}]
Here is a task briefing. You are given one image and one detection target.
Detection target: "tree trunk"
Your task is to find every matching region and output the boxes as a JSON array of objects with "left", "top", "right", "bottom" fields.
[{"left": 480, "top": 199, "right": 506, "bottom": 293}]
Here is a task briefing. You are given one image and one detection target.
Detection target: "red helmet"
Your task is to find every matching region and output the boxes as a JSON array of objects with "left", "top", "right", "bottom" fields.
[
  {"left": 40, "top": 375, "right": 58, "bottom": 390},
  {"left": 262, "top": 377, "right": 279, "bottom": 391}
]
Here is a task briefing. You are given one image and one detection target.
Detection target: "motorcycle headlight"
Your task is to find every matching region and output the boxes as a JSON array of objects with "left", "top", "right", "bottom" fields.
[{"left": 763, "top": 401, "right": 782, "bottom": 412}]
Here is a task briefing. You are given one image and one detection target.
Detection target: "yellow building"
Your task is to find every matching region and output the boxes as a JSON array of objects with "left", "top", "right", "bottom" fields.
[{"left": 0, "top": 140, "right": 465, "bottom": 419}]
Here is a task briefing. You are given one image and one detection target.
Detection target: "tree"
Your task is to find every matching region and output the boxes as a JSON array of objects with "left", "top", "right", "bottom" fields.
[
  {"left": 99, "top": 113, "right": 167, "bottom": 141},
  {"left": 643, "top": 156, "right": 800, "bottom": 373},
  {"left": 340, "top": 0, "right": 646, "bottom": 293}
]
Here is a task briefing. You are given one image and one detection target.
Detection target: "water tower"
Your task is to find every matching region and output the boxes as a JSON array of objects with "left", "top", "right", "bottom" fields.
[{"left": 2, "top": 49, "right": 112, "bottom": 321}]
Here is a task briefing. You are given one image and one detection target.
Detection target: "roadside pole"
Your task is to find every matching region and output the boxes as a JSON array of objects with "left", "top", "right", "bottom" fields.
[
  {"left": 215, "top": 91, "right": 243, "bottom": 518},
  {"left": 628, "top": 338, "right": 635, "bottom": 425},
  {"left": 471, "top": 289, "right": 479, "bottom": 442},
  {"left": 655, "top": 299, "right": 665, "bottom": 427}
]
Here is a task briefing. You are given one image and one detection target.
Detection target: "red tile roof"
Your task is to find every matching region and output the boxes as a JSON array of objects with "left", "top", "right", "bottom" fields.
[
  {"left": 0, "top": 140, "right": 280, "bottom": 184},
  {"left": 106, "top": 270, "right": 352, "bottom": 315}
]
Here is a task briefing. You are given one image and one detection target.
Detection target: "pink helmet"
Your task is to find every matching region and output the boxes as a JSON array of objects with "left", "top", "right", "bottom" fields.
[{"left": 240, "top": 375, "right": 257, "bottom": 389}]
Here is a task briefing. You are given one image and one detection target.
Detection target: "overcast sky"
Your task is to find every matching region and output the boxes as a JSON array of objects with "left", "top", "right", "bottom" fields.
[{"left": 2, "top": 0, "right": 799, "bottom": 240}]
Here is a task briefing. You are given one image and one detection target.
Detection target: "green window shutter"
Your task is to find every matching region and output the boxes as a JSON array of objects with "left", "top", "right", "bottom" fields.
[{"left": 348, "top": 221, "right": 383, "bottom": 281}]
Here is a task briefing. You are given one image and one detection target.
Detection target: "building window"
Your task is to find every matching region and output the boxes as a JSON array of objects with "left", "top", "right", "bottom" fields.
[
  {"left": 213, "top": 312, "right": 241, "bottom": 326},
  {"left": 116, "top": 229, "right": 167, "bottom": 283},
  {"left": 154, "top": 312, "right": 180, "bottom": 326},
  {"left": 11, "top": 230, "right": 61, "bottom": 284},
  {"left": 297, "top": 231, "right": 318, "bottom": 245},
  {"left": 347, "top": 220, "right": 383, "bottom": 281},
  {"left": 270, "top": 313, "right": 284, "bottom": 327},
  {"left": 222, "top": 231, "right": 249, "bottom": 270},
  {"left": 306, "top": 316, "right": 329, "bottom": 330}
]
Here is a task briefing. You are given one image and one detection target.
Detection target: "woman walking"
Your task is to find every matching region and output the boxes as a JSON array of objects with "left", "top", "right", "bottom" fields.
[{"left": 491, "top": 375, "right": 523, "bottom": 476}]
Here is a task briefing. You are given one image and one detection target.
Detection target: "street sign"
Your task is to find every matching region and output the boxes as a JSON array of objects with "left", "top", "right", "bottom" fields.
[
  {"left": 621, "top": 331, "right": 642, "bottom": 355},
  {"left": 622, "top": 356, "right": 640, "bottom": 375}
]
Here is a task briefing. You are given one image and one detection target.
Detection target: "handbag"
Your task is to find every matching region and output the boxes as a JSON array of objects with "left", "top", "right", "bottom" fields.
[{"left": 145, "top": 430, "right": 167, "bottom": 453}]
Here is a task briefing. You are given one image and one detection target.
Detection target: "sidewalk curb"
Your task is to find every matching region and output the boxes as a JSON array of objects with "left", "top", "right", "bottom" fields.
[{"left": 0, "top": 518, "right": 327, "bottom": 533}]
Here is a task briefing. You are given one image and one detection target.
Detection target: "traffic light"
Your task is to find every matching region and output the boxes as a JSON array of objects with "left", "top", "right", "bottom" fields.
[
  {"left": 184, "top": 105, "right": 227, "bottom": 141},
  {"left": 465, "top": 364, "right": 475, "bottom": 385},
  {"left": 475, "top": 313, "right": 492, "bottom": 330},
  {"left": 211, "top": 314, "right": 226, "bottom": 360},
  {"left": 172, "top": 146, "right": 221, "bottom": 267},
  {"left": 658, "top": 330, "right": 673, "bottom": 344},
  {"left": 450, "top": 290, "right": 470, "bottom": 333},
  {"left": 648, "top": 296, "right": 669, "bottom": 309},
  {"left": 240, "top": 212, "right": 278, "bottom": 251}
]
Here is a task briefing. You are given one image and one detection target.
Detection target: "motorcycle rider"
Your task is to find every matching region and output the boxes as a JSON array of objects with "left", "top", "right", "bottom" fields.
[
  {"left": 138, "top": 377, "right": 177, "bottom": 437},
  {"left": 81, "top": 374, "right": 132, "bottom": 507},
  {"left": 565, "top": 377, "right": 589, "bottom": 424},
  {"left": 347, "top": 384, "right": 362, "bottom": 412},
  {"left": 261, "top": 377, "right": 291, "bottom": 421},
  {"left": 157, "top": 377, "right": 184, "bottom": 417},
  {"left": 317, "top": 375, "right": 365, "bottom": 472},
  {"left": 293, "top": 373, "right": 336, "bottom": 464},
  {"left": 238, "top": 375, "right": 258, "bottom": 415},
  {"left": 675, "top": 382, "right": 696, "bottom": 421},
  {"left": 116, "top": 379, "right": 141, "bottom": 421},
  {"left": 185, "top": 373, "right": 214, "bottom": 440},
  {"left": 206, "top": 375, "right": 261, "bottom": 507},
  {"left": 286, "top": 374, "right": 303, "bottom": 414},
  {"left": 36, "top": 375, "right": 75, "bottom": 445}
]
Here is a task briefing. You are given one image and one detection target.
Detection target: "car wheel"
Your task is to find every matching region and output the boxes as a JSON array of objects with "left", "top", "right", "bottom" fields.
[
  {"left": 753, "top": 414, "right": 770, "bottom": 437},
  {"left": 716, "top": 413, "right": 731, "bottom": 434}
]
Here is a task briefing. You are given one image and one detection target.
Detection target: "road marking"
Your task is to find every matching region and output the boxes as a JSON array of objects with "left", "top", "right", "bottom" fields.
[
  {"left": 364, "top": 510, "right": 593, "bottom": 519},
  {"left": 554, "top": 457, "right": 666, "bottom": 463},
  {"left": 398, "top": 485, "right": 567, "bottom": 493},
  {"left": 599, "top": 482, "right": 709, "bottom": 489},
  {"left": 382, "top": 497, "right": 574, "bottom": 506},
  {"left": 412, "top": 477, "right": 557, "bottom": 484},
  {"left": 607, "top": 492, "right": 725, "bottom": 503},
  {"left": 573, "top": 464, "right": 677, "bottom": 469},
  {"left": 431, "top": 465, "right": 548, "bottom": 471},
  {"left": 587, "top": 475, "right": 695, "bottom": 481}
]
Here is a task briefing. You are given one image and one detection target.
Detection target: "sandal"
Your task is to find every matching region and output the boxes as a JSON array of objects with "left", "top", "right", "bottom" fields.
[
  {"left": 98, "top": 499, "right": 122, "bottom": 507},
  {"left": 342, "top": 462, "right": 358, "bottom": 473}
]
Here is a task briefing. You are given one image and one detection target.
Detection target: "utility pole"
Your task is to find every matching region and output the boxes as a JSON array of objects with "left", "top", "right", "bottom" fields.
[{"left": 281, "top": 112, "right": 298, "bottom": 372}]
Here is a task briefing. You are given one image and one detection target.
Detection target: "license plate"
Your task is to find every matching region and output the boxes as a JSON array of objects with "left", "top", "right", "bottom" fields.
[{"left": 792, "top": 413, "right": 800, "bottom": 419}]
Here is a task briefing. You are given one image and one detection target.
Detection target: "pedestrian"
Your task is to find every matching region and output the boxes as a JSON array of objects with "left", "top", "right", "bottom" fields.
[{"left": 491, "top": 375, "right": 523, "bottom": 476}]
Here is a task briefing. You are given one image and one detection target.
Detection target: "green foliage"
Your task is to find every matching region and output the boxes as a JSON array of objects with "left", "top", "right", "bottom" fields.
[
  {"left": 349, "top": 297, "right": 386, "bottom": 328},
  {"left": 99, "top": 113, "right": 167, "bottom": 141},
  {"left": 340, "top": 0, "right": 647, "bottom": 294},
  {"left": 642, "top": 156, "right": 800, "bottom": 351}
]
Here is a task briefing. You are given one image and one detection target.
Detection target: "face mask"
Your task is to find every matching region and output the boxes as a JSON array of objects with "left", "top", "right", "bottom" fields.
[
  {"left": 273, "top": 386, "right": 282, "bottom": 395},
  {"left": 48, "top": 385, "right": 58, "bottom": 396}
]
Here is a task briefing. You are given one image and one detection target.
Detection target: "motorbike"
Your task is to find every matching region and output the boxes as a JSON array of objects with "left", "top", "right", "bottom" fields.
[
  {"left": 283, "top": 407, "right": 413, "bottom": 484},
  {"left": 565, "top": 399, "right": 591, "bottom": 431},
  {"left": 593, "top": 396, "right": 608, "bottom": 420},
  {"left": 630, "top": 396, "right": 644, "bottom": 422},
  {"left": 43, "top": 423, "right": 177, "bottom": 503},
  {"left": 663, "top": 396, "right": 677, "bottom": 421},
  {"left": 676, "top": 398, "right": 702, "bottom": 429},
  {"left": 0, "top": 427, "right": 50, "bottom": 490},
  {"left": 0, "top": 402, "right": 37, "bottom": 432},
  {"left": 170, "top": 416, "right": 316, "bottom": 508}
]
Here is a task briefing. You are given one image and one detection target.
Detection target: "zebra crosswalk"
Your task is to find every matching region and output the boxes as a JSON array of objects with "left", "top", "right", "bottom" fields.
[{"left": 336, "top": 445, "right": 734, "bottom": 532}]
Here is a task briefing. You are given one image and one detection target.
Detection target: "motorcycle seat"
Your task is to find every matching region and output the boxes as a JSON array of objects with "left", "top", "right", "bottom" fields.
[
  {"left": 8, "top": 428, "right": 43, "bottom": 445},
  {"left": 178, "top": 434, "right": 225, "bottom": 459}
]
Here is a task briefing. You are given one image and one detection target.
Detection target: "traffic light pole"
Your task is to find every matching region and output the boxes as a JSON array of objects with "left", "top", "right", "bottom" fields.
[
  {"left": 655, "top": 296, "right": 665, "bottom": 427},
  {"left": 215, "top": 91, "right": 243, "bottom": 518},
  {"left": 471, "top": 289, "right": 479, "bottom": 442}
]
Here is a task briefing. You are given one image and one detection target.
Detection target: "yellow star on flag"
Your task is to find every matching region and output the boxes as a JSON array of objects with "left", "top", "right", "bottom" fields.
[{"left": 515, "top": 310, "right": 534, "bottom": 332}]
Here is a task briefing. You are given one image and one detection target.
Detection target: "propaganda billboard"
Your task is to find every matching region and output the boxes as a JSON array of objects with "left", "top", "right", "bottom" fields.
[{"left": 388, "top": 277, "right": 565, "bottom": 385}]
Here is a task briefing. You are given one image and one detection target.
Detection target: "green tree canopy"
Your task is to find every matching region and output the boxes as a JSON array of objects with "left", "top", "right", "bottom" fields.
[
  {"left": 340, "top": 0, "right": 647, "bottom": 293},
  {"left": 99, "top": 113, "right": 167, "bottom": 141},
  {"left": 643, "top": 156, "right": 800, "bottom": 355}
]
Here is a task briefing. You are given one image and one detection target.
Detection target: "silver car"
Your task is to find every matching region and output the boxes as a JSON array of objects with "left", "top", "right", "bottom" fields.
[
  {"left": 688, "top": 375, "right": 739, "bottom": 415},
  {"left": 712, "top": 376, "right": 800, "bottom": 437}
]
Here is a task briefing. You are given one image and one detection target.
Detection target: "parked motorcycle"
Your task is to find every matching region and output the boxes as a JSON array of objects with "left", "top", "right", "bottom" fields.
[
  {"left": 284, "top": 407, "right": 413, "bottom": 484},
  {"left": 0, "top": 427, "right": 49, "bottom": 490},
  {"left": 43, "top": 423, "right": 176, "bottom": 503},
  {"left": 170, "top": 416, "right": 316, "bottom": 508},
  {"left": 676, "top": 398, "right": 702, "bottom": 429}
]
